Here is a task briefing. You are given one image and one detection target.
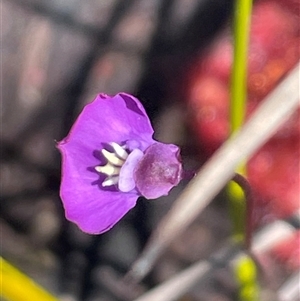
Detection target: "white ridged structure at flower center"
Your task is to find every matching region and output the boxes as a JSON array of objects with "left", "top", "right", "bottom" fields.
[{"left": 95, "top": 142, "right": 129, "bottom": 187}]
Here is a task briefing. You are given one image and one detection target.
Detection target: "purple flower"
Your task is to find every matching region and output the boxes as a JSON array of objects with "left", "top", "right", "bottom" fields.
[{"left": 58, "top": 93, "right": 182, "bottom": 234}]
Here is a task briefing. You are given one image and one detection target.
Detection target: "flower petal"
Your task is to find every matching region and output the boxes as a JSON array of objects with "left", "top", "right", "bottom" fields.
[
  {"left": 60, "top": 93, "right": 154, "bottom": 155},
  {"left": 57, "top": 92, "right": 154, "bottom": 234},
  {"left": 59, "top": 142, "right": 138, "bottom": 234}
]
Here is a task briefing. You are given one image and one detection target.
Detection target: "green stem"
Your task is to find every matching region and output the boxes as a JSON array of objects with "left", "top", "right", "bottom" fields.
[
  {"left": 232, "top": 173, "right": 254, "bottom": 250},
  {"left": 230, "top": 0, "right": 253, "bottom": 134},
  {"left": 228, "top": 0, "right": 253, "bottom": 245},
  {"left": 229, "top": 1, "right": 260, "bottom": 300},
  {"left": 234, "top": 254, "right": 260, "bottom": 301}
]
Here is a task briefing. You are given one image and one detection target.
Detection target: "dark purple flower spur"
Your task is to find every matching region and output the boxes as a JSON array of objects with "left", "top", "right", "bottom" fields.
[{"left": 58, "top": 93, "right": 183, "bottom": 234}]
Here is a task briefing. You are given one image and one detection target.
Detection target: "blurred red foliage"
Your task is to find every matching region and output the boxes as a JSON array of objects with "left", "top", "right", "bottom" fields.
[{"left": 185, "top": 0, "right": 300, "bottom": 225}]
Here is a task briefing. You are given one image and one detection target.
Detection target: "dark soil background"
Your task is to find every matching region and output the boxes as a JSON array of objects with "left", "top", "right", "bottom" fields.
[{"left": 1, "top": 1, "right": 282, "bottom": 300}]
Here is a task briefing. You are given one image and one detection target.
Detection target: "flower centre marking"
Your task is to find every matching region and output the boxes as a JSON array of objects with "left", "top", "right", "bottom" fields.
[{"left": 95, "top": 142, "right": 129, "bottom": 187}]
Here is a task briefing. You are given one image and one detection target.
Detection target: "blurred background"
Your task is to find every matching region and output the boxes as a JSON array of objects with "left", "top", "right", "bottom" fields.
[{"left": 1, "top": 0, "right": 299, "bottom": 300}]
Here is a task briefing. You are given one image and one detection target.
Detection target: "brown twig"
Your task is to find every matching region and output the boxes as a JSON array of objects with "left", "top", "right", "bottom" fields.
[
  {"left": 131, "top": 220, "right": 296, "bottom": 301},
  {"left": 125, "top": 62, "right": 300, "bottom": 283}
]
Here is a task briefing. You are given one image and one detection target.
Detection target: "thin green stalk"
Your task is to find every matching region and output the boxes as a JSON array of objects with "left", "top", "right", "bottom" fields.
[
  {"left": 230, "top": 0, "right": 252, "bottom": 134},
  {"left": 234, "top": 254, "right": 260, "bottom": 301},
  {"left": 229, "top": 0, "right": 260, "bottom": 300},
  {"left": 228, "top": 0, "right": 252, "bottom": 244}
]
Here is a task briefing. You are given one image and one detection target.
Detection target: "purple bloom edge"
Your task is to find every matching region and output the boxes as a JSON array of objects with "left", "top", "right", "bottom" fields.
[
  {"left": 57, "top": 92, "right": 183, "bottom": 235},
  {"left": 57, "top": 93, "right": 154, "bottom": 234}
]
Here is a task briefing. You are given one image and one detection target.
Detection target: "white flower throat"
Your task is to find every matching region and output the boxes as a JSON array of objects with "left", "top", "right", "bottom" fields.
[{"left": 95, "top": 142, "right": 129, "bottom": 187}]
